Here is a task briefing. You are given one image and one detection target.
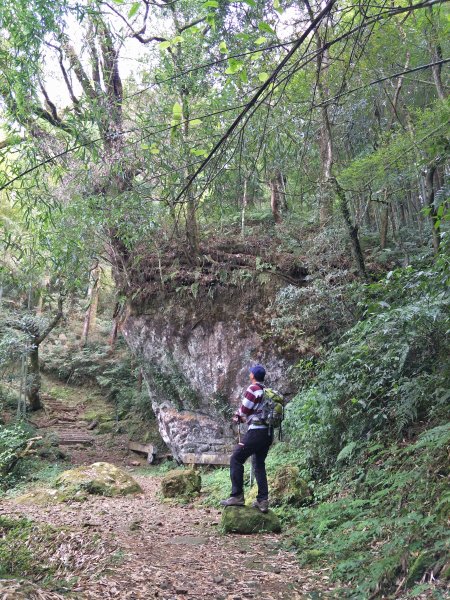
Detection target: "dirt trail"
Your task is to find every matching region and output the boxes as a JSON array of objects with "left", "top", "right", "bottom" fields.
[
  {"left": 1, "top": 380, "right": 336, "bottom": 599},
  {"left": 1, "top": 472, "right": 337, "bottom": 600}
]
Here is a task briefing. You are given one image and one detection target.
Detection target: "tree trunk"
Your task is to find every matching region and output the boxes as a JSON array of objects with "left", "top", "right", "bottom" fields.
[
  {"left": 27, "top": 343, "right": 42, "bottom": 411},
  {"left": 306, "top": 1, "right": 334, "bottom": 225},
  {"left": 333, "top": 179, "right": 367, "bottom": 279},
  {"left": 241, "top": 177, "right": 248, "bottom": 237},
  {"left": 425, "top": 7, "right": 447, "bottom": 101},
  {"left": 380, "top": 203, "right": 389, "bottom": 250},
  {"left": 425, "top": 164, "right": 440, "bottom": 254},
  {"left": 81, "top": 265, "right": 100, "bottom": 346},
  {"left": 269, "top": 170, "right": 284, "bottom": 224}
]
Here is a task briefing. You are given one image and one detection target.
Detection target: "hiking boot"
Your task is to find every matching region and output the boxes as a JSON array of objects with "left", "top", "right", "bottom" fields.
[
  {"left": 220, "top": 494, "right": 245, "bottom": 507},
  {"left": 252, "top": 499, "right": 269, "bottom": 513}
]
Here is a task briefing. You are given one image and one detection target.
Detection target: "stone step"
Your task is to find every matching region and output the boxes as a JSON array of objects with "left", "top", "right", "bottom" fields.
[
  {"left": 180, "top": 452, "right": 230, "bottom": 466},
  {"left": 128, "top": 441, "right": 156, "bottom": 464}
]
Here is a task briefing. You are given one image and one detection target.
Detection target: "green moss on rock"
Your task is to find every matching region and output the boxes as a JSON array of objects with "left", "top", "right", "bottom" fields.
[
  {"left": 221, "top": 506, "right": 281, "bottom": 534},
  {"left": 55, "top": 462, "right": 142, "bottom": 497},
  {"left": 271, "top": 465, "right": 312, "bottom": 507},
  {"left": 160, "top": 469, "right": 201, "bottom": 498},
  {"left": 96, "top": 420, "right": 116, "bottom": 434},
  {"left": 14, "top": 488, "right": 87, "bottom": 505}
]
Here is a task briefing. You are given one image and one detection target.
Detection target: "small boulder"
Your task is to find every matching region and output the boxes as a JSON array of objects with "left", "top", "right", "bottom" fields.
[
  {"left": 96, "top": 420, "right": 115, "bottom": 434},
  {"left": 55, "top": 462, "right": 142, "bottom": 497},
  {"left": 271, "top": 465, "right": 312, "bottom": 507},
  {"left": 221, "top": 506, "right": 281, "bottom": 534},
  {"left": 160, "top": 469, "right": 201, "bottom": 498}
]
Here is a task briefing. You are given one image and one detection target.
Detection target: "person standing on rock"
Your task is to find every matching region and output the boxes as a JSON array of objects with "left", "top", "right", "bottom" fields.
[{"left": 220, "top": 364, "right": 272, "bottom": 513}]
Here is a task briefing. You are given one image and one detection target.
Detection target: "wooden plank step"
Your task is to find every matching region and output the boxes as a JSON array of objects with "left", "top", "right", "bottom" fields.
[
  {"left": 49, "top": 429, "right": 94, "bottom": 446},
  {"left": 180, "top": 453, "right": 230, "bottom": 466}
]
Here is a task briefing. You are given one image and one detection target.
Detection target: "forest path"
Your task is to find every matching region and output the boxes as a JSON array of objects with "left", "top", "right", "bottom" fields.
[{"left": 1, "top": 474, "right": 336, "bottom": 600}]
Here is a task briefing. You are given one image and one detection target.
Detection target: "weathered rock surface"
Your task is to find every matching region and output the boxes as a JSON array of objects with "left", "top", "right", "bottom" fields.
[
  {"left": 55, "top": 462, "right": 142, "bottom": 497},
  {"left": 122, "top": 289, "right": 297, "bottom": 461},
  {"left": 221, "top": 506, "right": 281, "bottom": 534},
  {"left": 160, "top": 469, "right": 201, "bottom": 498}
]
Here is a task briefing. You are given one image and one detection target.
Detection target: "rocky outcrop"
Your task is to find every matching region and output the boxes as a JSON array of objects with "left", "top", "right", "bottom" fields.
[{"left": 122, "top": 285, "right": 298, "bottom": 462}]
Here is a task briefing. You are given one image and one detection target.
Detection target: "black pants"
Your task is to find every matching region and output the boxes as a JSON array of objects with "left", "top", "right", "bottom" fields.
[{"left": 230, "top": 428, "right": 273, "bottom": 501}]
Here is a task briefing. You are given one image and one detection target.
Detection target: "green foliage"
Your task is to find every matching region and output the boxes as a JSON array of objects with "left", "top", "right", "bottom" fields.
[
  {"left": 290, "top": 428, "right": 449, "bottom": 597},
  {"left": 0, "top": 516, "right": 45, "bottom": 578},
  {"left": 0, "top": 421, "right": 34, "bottom": 488},
  {"left": 285, "top": 254, "right": 450, "bottom": 472},
  {"left": 41, "top": 340, "right": 154, "bottom": 423}
]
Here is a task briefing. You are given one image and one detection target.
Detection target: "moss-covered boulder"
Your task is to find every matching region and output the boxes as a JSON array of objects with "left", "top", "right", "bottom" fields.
[
  {"left": 96, "top": 420, "right": 116, "bottom": 434},
  {"left": 55, "top": 462, "right": 142, "bottom": 497},
  {"left": 271, "top": 465, "right": 312, "bottom": 507},
  {"left": 244, "top": 465, "right": 312, "bottom": 508},
  {"left": 14, "top": 488, "right": 87, "bottom": 505},
  {"left": 221, "top": 506, "right": 281, "bottom": 534},
  {"left": 160, "top": 469, "right": 201, "bottom": 498}
]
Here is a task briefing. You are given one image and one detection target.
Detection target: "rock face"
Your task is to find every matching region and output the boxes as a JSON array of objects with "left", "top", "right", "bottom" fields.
[
  {"left": 55, "top": 462, "right": 142, "bottom": 497},
  {"left": 122, "top": 289, "right": 296, "bottom": 461},
  {"left": 160, "top": 469, "right": 201, "bottom": 498},
  {"left": 221, "top": 506, "right": 281, "bottom": 534}
]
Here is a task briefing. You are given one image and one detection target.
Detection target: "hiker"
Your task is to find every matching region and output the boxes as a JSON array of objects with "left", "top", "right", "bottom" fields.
[{"left": 220, "top": 364, "right": 273, "bottom": 513}]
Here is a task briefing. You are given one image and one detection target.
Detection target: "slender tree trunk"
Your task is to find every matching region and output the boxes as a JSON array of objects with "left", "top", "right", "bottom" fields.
[
  {"left": 27, "top": 343, "right": 42, "bottom": 411},
  {"left": 380, "top": 198, "right": 390, "bottom": 250},
  {"left": 425, "top": 7, "right": 447, "bottom": 101},
  {"left": 269, "top": 170, "right": 285, "bottom": 224},
  {"left": 81, "top": 266, "right": 100, "bottom": 346},
  {"left": 333, "top": 179, "right": 367, "bottom": 278},
  {"left": 241, "top": 177, "right": 248, "bottom": 237},
  {"left": 425, "top": 164, "right": 440, "bottom": 254},
  {"left": 305, "top": 1, "right": 333, "bottom": 224}
]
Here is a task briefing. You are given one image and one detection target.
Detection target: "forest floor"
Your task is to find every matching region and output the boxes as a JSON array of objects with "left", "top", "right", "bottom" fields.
[{"left": 0, "top": 384, "right": 338, "bottom": 600}]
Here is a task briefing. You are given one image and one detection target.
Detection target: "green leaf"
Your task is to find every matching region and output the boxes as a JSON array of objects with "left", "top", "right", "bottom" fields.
[
  {"left": 190, "top": 148, "right": 208, "bottom": 157},
  {"left": 258, "top": 22, "right": 275, "bottom": 34},
  {"left": 255, "top": 36, "right": 267, "bottom": 45},
  {"left": 206, "top": 14, "right": 216, "bottom": 30},
  {"left": 239, "top": 69, "right": 248, "bottom": 83},
  {"left": 159, "top": 40, "right": 171, "bottom": 50},
  {"left": 128, "top": 2, "right": 140, "bottom": 18},
  {"left": 203, "top": 0, "right": 219, "bottom": 7},
  {"left": 251, "top": 51, "right": 262, "bottom": 62},
  {"left": 219, "top": 41, "right": 228, "bottom": 54},
  {"left": 172, "top": 102, "right": 183, "bottom": 121},
  {"left": 274, "top": 0, "right": 283, "bottom": 13},
  {"left": 172, "top": 35, "right": 184, "bottom": 45},
  {"left": 240, "top": 0, "right": 257, "bottom": 6},
  {"left": 225, "top": 58, "right": 243, "bottom": 75},
  {"left": 258, "top": 72, "right": 270, "bottom": 82},
  {"left": 190, "top": 119, "right": 202, "bottom": 128}
]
